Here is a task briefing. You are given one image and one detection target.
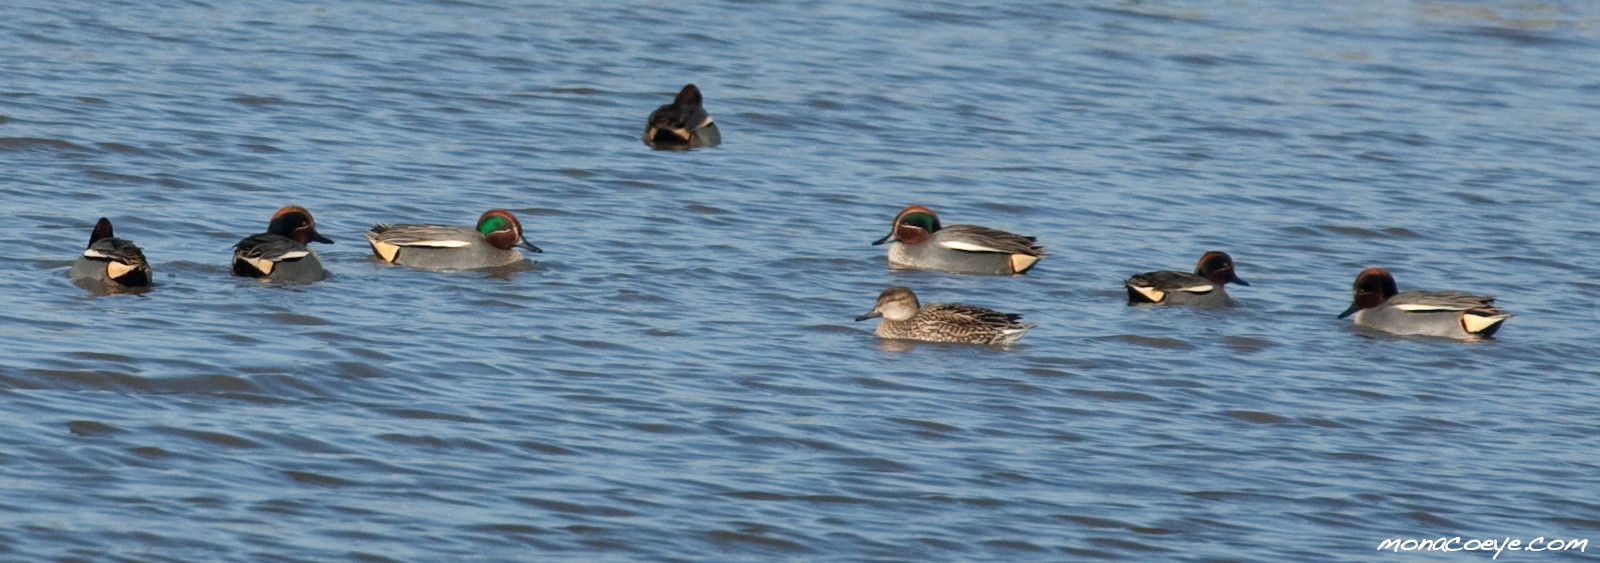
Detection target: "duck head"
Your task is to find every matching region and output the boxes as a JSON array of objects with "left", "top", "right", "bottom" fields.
[
  {"left": 1339, "top": 267, "right": 1398, "bottom": 318},
  {"left": 268, "top": 206, "right": 333, "bottom": 244},
  {"left": 1195, "top": 251, "right": 1248, "bottom": 287},
  {"left": 88, "top": 217, "right": 115, "bottom": 246},
  {"left": 856, "top": 286, "right": 922, "bottom": 322},
  {"left": 872, "top": 205, "right": 941, "bottom": 246},
  {"left": 477, "top": 209, "right": 542, "bottom": 253}
]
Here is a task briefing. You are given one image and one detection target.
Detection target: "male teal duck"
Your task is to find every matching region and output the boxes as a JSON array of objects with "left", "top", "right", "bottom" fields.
[
  {"left": 873, "top": 205, "right": 1045, "bottom": 275},
  {"left": 70, "top": 217, "right": 152, "bottom": 289},
  {"left": 232, "top": 206, "right": 333, "bottom": 283},
  {"left": 1339, "top": 267, "right": 1510, "bottom": 339},
  {"left": 643, "top": 84, "right": 720, "bottom": 150},
  {"left": 364, "top": 209, "right": 541, "bottom": 270},
  {"left": 1125, "top": 251, "right": 1249, "bottom": 307}
]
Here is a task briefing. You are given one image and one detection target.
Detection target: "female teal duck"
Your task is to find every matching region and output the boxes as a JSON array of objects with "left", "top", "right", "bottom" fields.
[
  {"left": 232, "top": 206, "right": 333, "bottom": 283},
  {"left": 364, "top": 209, "right": 541, "bottom": 270},
  {"left": 856, "top": 286, "right": 1034, "bottom": 345}
]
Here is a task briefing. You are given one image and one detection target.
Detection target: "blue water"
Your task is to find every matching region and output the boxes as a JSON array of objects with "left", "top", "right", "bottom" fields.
[{"left": 4, "top": 1, "right": 1599, "bottom": 560}]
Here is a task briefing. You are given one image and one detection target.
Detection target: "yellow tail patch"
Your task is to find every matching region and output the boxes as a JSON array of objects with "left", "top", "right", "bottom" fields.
[
  {"left": 369, "top": 240, "right": 400, "bottom": 263},
  {"left": 1461, "top": 313, "right": 1508, "bottom": 334},
  {"left": 106, "top": 261, "right": 139, "bottom": 279},
  {"left": 1131, "top": 285, "right": 1165, "bottom": 303},
  {"left": 243, "top": 256, "right": 275, "bottom": 275},
  {"left": 1010, "top": 253, "right": 1040, "bottom": 274}
]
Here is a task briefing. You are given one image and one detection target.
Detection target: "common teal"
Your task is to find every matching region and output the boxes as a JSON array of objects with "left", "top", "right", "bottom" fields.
[
  {"left": 1125, "top": 251, "right": 1249, "bottom": 307},
  {"left": 855, "top": 286, "right": 1035, "bottom": 345},
  {"left": 232, "top": 206, "right": 333, "bottom": 283},
  {"left": 1339, "top": 267, "right": 1510, "bottom": 339},
  {"left": 872, "top": 205, "right": 1045, "bottom": 275},
  {"left": 643, "top": 84, "right": 720, "bottom": 150},
  {"left": 69, "top": 217, "right": 152, "bottom": 289},
  {"left": 363, "top": 209, "right": 541, "bottom": 270}
]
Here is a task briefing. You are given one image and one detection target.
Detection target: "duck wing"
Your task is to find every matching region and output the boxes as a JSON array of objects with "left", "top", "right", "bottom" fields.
[
  {"left": 82, "top": 237, "right": 148, "bottom": 265},
  {"left": 365, "top": 224, "right": 477, "bottom": 248},
  {"left": 921, "top": 303, "right": 1027, "bottom": 327},
  {"left": 1126, "top": 270, "right": 1214, "bottom": 293},
  {"left": 234, "top": 233, "right": 310, "bottom": 261},
  {"left": 934, "top": 224, "right": 1045, "bottom": 256},
  {"left": 1389, "top": 291, "right": 1501, "bottom": 314}
]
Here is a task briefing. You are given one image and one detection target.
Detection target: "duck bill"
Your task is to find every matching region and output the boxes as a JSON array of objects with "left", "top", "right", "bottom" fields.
[
  {"left": 1337, "top": 302, "right": 1360, "bottom": 319},
  {"left": 871, "top": 232, "right": 894, "bottom": 246},
  {"left": 854, "top": 310, "right": 882, "bottom": 322},
  {"left": 313, "top": 233, "right": 334, "bottom": 244},
  {"left": 517, "top": 239, "right": 543, "bottom": 253},
  {"left": 1231, "top": 276, "right": 1250, "bottom": 286}
]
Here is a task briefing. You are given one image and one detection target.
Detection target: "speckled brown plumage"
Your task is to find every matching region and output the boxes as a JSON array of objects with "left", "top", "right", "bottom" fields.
[{"left": 856, "top": 286, "right": 1034, "bottom": 345}]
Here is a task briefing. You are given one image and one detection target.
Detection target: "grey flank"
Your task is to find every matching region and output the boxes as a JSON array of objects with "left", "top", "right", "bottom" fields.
[{"left": 888, "top": 225, "right": 1043, "bottom": 276}]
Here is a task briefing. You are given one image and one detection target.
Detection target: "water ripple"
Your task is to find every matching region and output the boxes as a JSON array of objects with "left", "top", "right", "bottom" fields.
[{"left": 1, "top": 0, "right": 1598, "bottom": 560}]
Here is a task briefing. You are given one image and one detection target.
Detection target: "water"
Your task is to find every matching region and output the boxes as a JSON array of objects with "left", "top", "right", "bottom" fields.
[{"left": 4, "top": 1, "right": 1600, "bottom": 560}]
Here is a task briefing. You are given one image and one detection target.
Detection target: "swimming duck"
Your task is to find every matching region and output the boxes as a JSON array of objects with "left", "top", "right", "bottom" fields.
[
  {"left": 1339, "top": 267, "right": 1510, "bottom": 339},
  {"left": 855, "top": 286, "right": 1034, "bottom": 345},
  {"left": 643, "top": 84, "right": 720, "bottom": 150},
  {"left": 232, "top": 206, "right": 333, "bottom": 283},
  {"left": 69, "top": 217, "right": 152, "bottom": 289},
  {"left": 364, "top": 209, "right": 541, "bottom": 270},
  {"left": 1125, "top": 251, "right": 1249, "bottom": 307},
  {"left": 873, "top": 205, "right": 1045, "bottom": 275}
]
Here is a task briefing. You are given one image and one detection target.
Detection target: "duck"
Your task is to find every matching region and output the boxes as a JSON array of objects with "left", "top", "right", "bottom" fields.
[
  {"left": 1338, "top": 267, "right": 1510, "bottom": 339},
  {"left": 855, "top": 286, "right": 1034, "bottom": 345},
  {"left": 232, "top": 206, "right": 333, "bottom": 283},
  {"left": 69, "top": 217, "right": 152, "bottom": 289},
  {"left": 643, "top": 84, "right": 720, "bottom": 150},
  {"left": 363, "top": 209, "right": 541, "bottom": 270},
  {"left": 1125, "top": 251, "right": 1249, "bottom": 307},
  {"left": 872, "top": 205, "right": 1045, "bottom": 275}
]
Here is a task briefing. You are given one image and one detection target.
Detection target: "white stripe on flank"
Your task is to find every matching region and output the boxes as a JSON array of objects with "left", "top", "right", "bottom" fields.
[
  {"left": 1175, "top": 284, "right": 1215, "bottom": 294},
  {"left": 939, "top": 240, "right": 1004, "bottom": 253},
  {"left": 277, "top": 250, "right": 310, "bottom": 260},
  {"left": 1394, "top": 303, "right": 1464, "bottom": 312},
  {"left": 82, "top": 249, "right": 114, "bottom": 259},
  {"left": 400, "top": 240, "right": 471, "bottom": 248}
]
